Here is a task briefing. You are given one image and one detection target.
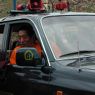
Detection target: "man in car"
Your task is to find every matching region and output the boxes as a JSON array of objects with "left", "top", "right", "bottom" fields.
[{"left": 10, "top": 25, "right": 42, "bottom": 65}]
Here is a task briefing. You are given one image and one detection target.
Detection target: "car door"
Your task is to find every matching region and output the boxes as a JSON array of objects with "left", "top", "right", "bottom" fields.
[
  {"left": 0, "top": 22, "right": 13, "bottom": 94},
  {"left": 2, "top": 20, "right": 52, "bottom": 95}
]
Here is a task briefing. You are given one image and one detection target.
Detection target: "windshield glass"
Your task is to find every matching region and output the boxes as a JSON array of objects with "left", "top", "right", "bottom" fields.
[{"left": 42, "top": 15, "right": 95, "bottom": 59}]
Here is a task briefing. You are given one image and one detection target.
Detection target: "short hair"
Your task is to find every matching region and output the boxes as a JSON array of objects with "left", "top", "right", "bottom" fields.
[{"left": 17, "top": 25, "right": 34, "bottom": 37}]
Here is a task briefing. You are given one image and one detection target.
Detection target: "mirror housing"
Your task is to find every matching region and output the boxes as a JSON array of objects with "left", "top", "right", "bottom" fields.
[
  {"left": 41, "top": 66, "right": 54, "bottom": 74},
  {"left": 16, "top": 47, "right": 42, "bottom": 66}
]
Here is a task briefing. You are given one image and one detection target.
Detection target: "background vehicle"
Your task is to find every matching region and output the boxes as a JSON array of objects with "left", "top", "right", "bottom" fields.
[{"left": 0, "top": 4, "right": 95, "bottom": 95}]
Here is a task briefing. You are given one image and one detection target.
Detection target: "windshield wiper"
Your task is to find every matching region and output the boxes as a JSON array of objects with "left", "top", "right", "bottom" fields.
[{"left": 60, "top": 50, "right": 95, "bottom": 57}]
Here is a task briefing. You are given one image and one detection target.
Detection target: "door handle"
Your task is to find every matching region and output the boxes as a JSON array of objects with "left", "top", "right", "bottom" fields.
[
  {"left": 42, "top": 75, "right": 52, "bottom": 81},
  {"left": 25, "top": 71, "right": 41, "bottom": 79}
]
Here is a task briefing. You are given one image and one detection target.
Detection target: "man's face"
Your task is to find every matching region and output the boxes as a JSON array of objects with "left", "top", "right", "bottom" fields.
[{"left": 18, "top": 30, "right": 31, "bottom": 45}]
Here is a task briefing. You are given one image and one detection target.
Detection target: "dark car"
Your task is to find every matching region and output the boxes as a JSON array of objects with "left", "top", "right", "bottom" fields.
[{"left": 0, "top": 11, "right": 95, "bottom": 95}]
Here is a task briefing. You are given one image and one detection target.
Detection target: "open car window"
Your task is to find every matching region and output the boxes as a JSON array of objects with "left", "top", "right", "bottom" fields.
[{"left": 7, "top": 22, "right": 46, "bottom": 66}]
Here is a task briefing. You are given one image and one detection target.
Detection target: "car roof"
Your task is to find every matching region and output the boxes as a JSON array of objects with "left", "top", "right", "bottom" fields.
[{"left": 0, "top": 12, "right": 95, "bottom": 22}]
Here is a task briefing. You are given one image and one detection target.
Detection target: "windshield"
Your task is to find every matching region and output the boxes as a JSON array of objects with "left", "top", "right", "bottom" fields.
[{"left": 42, "top": 15, "right": 95, "bottom": 59}]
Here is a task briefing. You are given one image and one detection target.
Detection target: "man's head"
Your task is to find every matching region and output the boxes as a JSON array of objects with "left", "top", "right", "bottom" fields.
[{"left": 18, "top": 26, "right": 33, "bottom": 46}]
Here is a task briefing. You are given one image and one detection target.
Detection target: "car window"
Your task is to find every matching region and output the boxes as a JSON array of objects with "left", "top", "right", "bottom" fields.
[
  {"left": 8, "top": 22, "right": 46, "bottom": 66},
  {"left": 0, "top": 25, "right": 4, "bottom": 49}
]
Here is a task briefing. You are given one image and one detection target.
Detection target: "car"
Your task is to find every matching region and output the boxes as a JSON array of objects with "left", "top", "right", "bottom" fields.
[{"left": 0, "top": 8, "right": 95, "bottom": 95}]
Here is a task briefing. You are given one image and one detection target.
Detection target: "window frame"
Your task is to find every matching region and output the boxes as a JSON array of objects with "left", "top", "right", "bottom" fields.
[{"left": 7, "top": 19, "right": 49, "bottom": 66}]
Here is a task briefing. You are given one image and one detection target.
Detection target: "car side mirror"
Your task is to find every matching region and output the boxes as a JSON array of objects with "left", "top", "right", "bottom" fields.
[
  {"left": 41, "top": 66, "right": 54, "bottom": 74},
  {"left": 16, "top": 47, "right": 42, "bottom": 66}
]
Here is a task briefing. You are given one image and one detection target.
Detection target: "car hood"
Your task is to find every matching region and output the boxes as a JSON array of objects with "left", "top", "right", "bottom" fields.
[{"left": 50, "top": 59, "right": 95, "bottom": 93}]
